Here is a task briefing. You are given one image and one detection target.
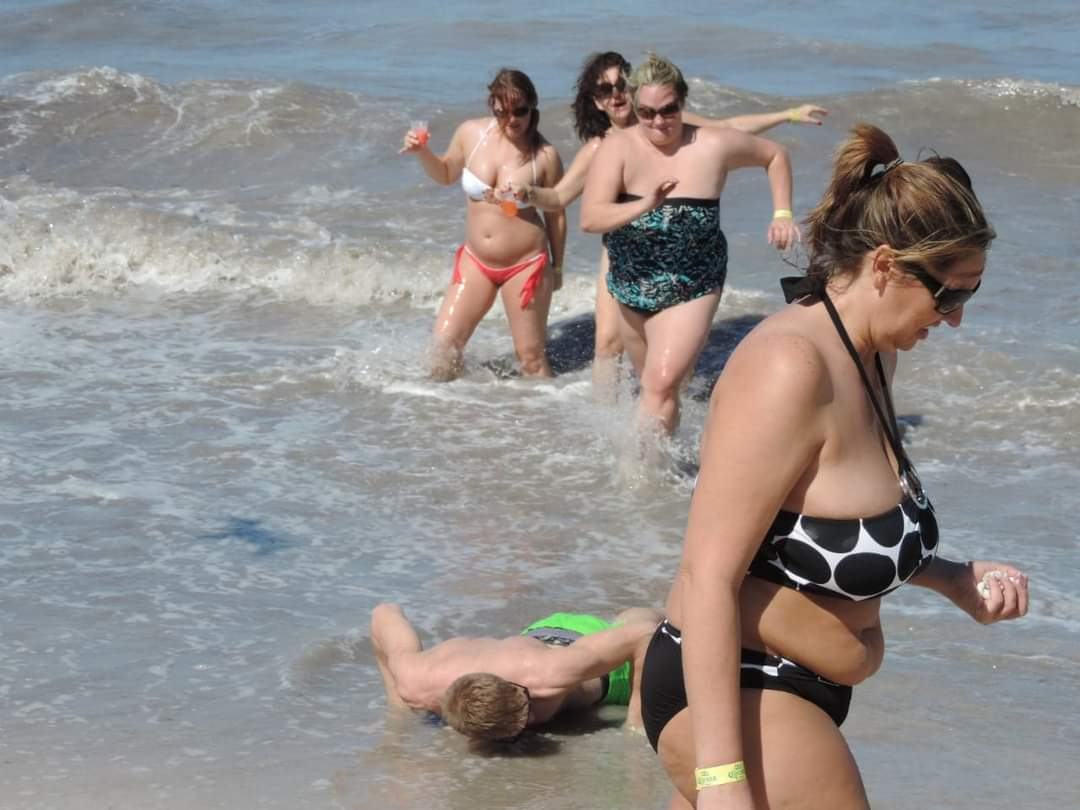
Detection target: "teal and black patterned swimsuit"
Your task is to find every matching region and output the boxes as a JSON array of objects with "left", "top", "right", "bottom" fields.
[{"left": 605, "top": 193, "right": 728, "bottom": 312}]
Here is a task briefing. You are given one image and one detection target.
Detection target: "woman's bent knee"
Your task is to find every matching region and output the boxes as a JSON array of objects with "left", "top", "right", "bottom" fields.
[{"left": 594, "top": 332, "right": 623, "bottom": 358}]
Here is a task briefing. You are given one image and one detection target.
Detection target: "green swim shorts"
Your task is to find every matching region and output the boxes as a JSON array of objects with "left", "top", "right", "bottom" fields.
[{"left": 520, "top": 612, "right": 632, "bottom": 706}]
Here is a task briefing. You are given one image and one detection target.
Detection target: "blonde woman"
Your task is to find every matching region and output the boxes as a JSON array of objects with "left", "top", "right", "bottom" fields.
[{"left": 580, "top": 53, "right": 798, "bottom": 433}]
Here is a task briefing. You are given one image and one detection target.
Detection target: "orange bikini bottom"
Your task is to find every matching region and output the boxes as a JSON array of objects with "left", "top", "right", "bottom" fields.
[{"left": 453, "top": 244, "right": 548, "bottom": 309}]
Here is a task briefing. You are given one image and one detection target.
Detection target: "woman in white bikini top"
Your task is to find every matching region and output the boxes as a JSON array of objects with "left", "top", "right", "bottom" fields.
[
  {"left": 460, "top": 119, "right": 537, "bottom": 204},
  {"left": 401, "top": 68, "right": 564, "bottom": 381}
]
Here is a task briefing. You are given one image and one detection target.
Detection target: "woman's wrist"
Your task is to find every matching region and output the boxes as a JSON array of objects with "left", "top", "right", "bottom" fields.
[
  {"left": 695, "top": 761, "right": 747, "bottom": 790},
  {"left": 911, "top": 556, "right": 966, "bottom": 597}
]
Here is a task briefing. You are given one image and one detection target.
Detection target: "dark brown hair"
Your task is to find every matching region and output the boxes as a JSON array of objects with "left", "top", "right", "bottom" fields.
[
  {"left": 803, "top": 123, "right": 995, "bottom": 287},
  {"left": 572, "top": 51, "right": 632, "bottom": 142},
  {"left": 487, "top": 68, "right": 542, "bottom": 154}
]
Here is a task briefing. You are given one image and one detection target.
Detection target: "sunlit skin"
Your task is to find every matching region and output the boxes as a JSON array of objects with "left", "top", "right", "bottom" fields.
[
  {"left": 886, "top": 249, "right": 985, "bottom": 350},
  {"left": 488, "top": 64, "right": 825, "bottom": 400},
  {"left": 580, "top": 76, "right": 798, "bottom": 435},
  {"left": 371, "top": 604, "right": 664, "bottom": 732},
  {"left": 400, "top": 85, "right": 565, "bottom": 380},
  {"left": 633, "top": 84, "right": 684, "bottom": 152},
  {"left": 655, "top": 243, "right": 1027, "bottom": 810},
  {"left": 594, "top": 65, "right": 634, "bottom": 127}
]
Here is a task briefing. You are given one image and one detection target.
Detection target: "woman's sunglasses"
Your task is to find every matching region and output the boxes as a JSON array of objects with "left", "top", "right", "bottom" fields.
[
  {"left": 636, "top": 101, "right": 681, "bottom": 121},
  {"left": 905, "top": 265, "right": 980, "bottom": 314},
  {"left": 494, "top": 105, "right": 532, "bottom": 120},
  {"left": 595, "top": 76, "right": 628, "bottom": 99}
]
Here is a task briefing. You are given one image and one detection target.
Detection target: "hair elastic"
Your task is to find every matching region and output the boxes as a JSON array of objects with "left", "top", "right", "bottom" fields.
[{"left": 870, "top": 156, "right": 904, "bottom": 179}]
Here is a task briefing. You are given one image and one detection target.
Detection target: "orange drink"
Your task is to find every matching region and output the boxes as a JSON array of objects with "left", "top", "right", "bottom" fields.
[{"left": 410, "top": 119, "right": 429, "bottom": 146}]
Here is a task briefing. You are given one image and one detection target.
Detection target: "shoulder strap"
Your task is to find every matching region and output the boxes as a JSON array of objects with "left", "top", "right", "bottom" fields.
[
  {"left": 819, "top": 292, "right": 912, "bottom": 478},
  {"left": 465, "top": 119, "right": 496, "bottom": 167}
]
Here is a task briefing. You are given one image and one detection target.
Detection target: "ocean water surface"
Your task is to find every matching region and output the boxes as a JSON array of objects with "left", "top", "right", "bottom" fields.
[{"left": 1, "top": 2, "right": 1078, "bottom": 808}]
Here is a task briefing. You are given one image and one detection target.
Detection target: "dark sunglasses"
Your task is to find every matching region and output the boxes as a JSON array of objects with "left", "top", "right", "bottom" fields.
[
  {"left": 636, "top": 101, "right": 681, "bottom": 121},
  {"left": 905, "top": 265, "right": 981, "bottom": 314},
  {"left": 595, "top": 76, "right": 628, "bottom": 99},
  {"left": 494, "top": 104, "right": 532, "bottom": 120}
]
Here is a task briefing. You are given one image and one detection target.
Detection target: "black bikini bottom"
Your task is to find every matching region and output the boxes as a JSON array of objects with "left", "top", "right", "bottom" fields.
[{"left": 640, "top": 621, "right": 853, "bottom": 752}]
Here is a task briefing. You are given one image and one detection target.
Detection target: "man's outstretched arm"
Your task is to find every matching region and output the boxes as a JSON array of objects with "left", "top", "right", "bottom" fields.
[
  {"left": 613, "top": 608, "right": 664, "bottom": 728},
  {"left": 531, "top": 617, "right": 660, "bottom": 696},
  {"left": 370, "top": 603, "right": 423, "bottom": 708}
]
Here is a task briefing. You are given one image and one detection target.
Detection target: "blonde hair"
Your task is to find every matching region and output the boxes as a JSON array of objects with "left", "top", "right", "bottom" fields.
[
  {"left": 628, "top": 52, "right": 688, "bottom": 105},
  {"left": 803, "top": 123, "right": 995, "bottom": 286},
  {"left": 441, "top": 673, "right": 529, "bottom": 741}
]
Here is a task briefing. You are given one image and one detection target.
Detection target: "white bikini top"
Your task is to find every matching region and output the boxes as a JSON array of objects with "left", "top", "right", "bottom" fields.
[{"left": 461, "top": 119, "right": 537, "bottom": 206}]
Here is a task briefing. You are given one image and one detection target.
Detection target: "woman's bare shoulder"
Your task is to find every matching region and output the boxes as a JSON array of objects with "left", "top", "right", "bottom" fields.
[
  {"left": 598, "top": 125, "right": 635, "bottom": 149},
  {"left": 720, "top": 312, "right": 832, "bottom": 402},
  {"left": 455, "top": 116, "right": 492, "bottom": 142}
]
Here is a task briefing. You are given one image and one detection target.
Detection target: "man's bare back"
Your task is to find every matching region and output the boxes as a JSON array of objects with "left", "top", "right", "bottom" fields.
[{"left": 370, "top": 604, "right": 662, "bottom": 733}]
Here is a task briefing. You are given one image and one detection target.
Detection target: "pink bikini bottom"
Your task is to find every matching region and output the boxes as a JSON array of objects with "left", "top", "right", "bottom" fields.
[{"left": 453, "top": 244, "right": 548, "bottom": 309}]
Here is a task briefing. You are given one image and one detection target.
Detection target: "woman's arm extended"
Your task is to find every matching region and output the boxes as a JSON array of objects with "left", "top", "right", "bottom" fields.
[
  {"left": 713, "top": 128, "right": 799, "bottom": 250},
  {"left": 579, "top": 131, "right": 677, "bottom": 233},
  {"left": 513, "top": 138, "right": 599, "bottom": 211},
  {"left": 684, "top": 103, "right": 827, "bottom": 135},
  {"left": 400, "top": 119, "right": 471, "bottom": 186},
  {"left": 911, "top": 557, "right": 1029, "bottom": 624}
]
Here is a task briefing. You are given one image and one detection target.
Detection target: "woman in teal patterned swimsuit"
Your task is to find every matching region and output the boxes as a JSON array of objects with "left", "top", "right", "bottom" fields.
[{"left": 582, "top": 53, "right": 798, "bottom": 436}]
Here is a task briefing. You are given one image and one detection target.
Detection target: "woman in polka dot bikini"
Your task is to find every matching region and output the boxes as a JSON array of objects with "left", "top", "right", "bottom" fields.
[{"left": 637, "top": 124, "right": 1030, "bottom": 810}]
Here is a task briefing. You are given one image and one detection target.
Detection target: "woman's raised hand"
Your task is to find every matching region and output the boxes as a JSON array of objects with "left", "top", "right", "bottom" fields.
[
  {"left": 398, "top": 126, "right": 428, "bottom": 155},
  {"left": 644, "top": 178, "right": 679, "bottom": 210},
  {"left": 787, "top": 104, "right": 829, "bottom": 126}
]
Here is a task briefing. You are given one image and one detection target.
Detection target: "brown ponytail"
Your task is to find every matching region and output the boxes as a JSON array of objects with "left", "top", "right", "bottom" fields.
[{"left": 803, "top": 124, "right": 994, "bottom": 287}]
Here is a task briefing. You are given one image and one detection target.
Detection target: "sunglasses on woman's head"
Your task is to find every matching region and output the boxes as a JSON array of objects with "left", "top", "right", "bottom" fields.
[
  {"left": 494, "top": 105, "right": 532, "bottom": 120},
  {"left": 595, "top": 76, "right": 628, "bottom": 99},
  {"left": 905, "top": 265, "right": 980, "bottom": 314},
  {"left": 636, "top": 101, "right": 681, "bottom": 121}
]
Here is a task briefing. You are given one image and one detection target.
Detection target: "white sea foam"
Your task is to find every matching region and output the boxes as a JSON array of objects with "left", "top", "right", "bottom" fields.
[{"left": 2, "top": 8, "right": 1079, "bottom": 810}]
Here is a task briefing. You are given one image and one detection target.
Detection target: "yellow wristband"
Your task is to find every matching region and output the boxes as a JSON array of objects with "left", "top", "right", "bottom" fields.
[
  {"left": 773, "top": 209, "right": 793, "bottom": 219},
  {"left": 787, "top": 107, "right": 800, "bottom": 123},
  {"left": 695, "top": 762, "right": 747, "bottom": 790}
]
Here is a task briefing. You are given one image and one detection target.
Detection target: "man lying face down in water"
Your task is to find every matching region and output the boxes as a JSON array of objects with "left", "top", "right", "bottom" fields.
[{"left": 371, "top": 603, "right": 663, "bottom": 740}]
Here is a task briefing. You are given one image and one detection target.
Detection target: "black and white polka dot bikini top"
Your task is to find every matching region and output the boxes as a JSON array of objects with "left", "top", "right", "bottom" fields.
[
  {"left": 747, "top": 491, "right": 938, "bottom": 601},
  {"left": 749, "top": 281, "right": 940, "bottom": 601}
]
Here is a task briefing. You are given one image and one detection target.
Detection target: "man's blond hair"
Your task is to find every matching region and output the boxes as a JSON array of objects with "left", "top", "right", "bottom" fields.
[{"left": 441, "top": 672, "right": 530, "bottom": 741}]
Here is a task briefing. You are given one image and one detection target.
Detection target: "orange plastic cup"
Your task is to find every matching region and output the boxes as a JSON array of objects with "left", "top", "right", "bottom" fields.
[
  {"left": 410, "top": 119, "right": 429, "bottom": 146},
  {"left": 499, "top": 198, "right": 518, "bottom": 216}
]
